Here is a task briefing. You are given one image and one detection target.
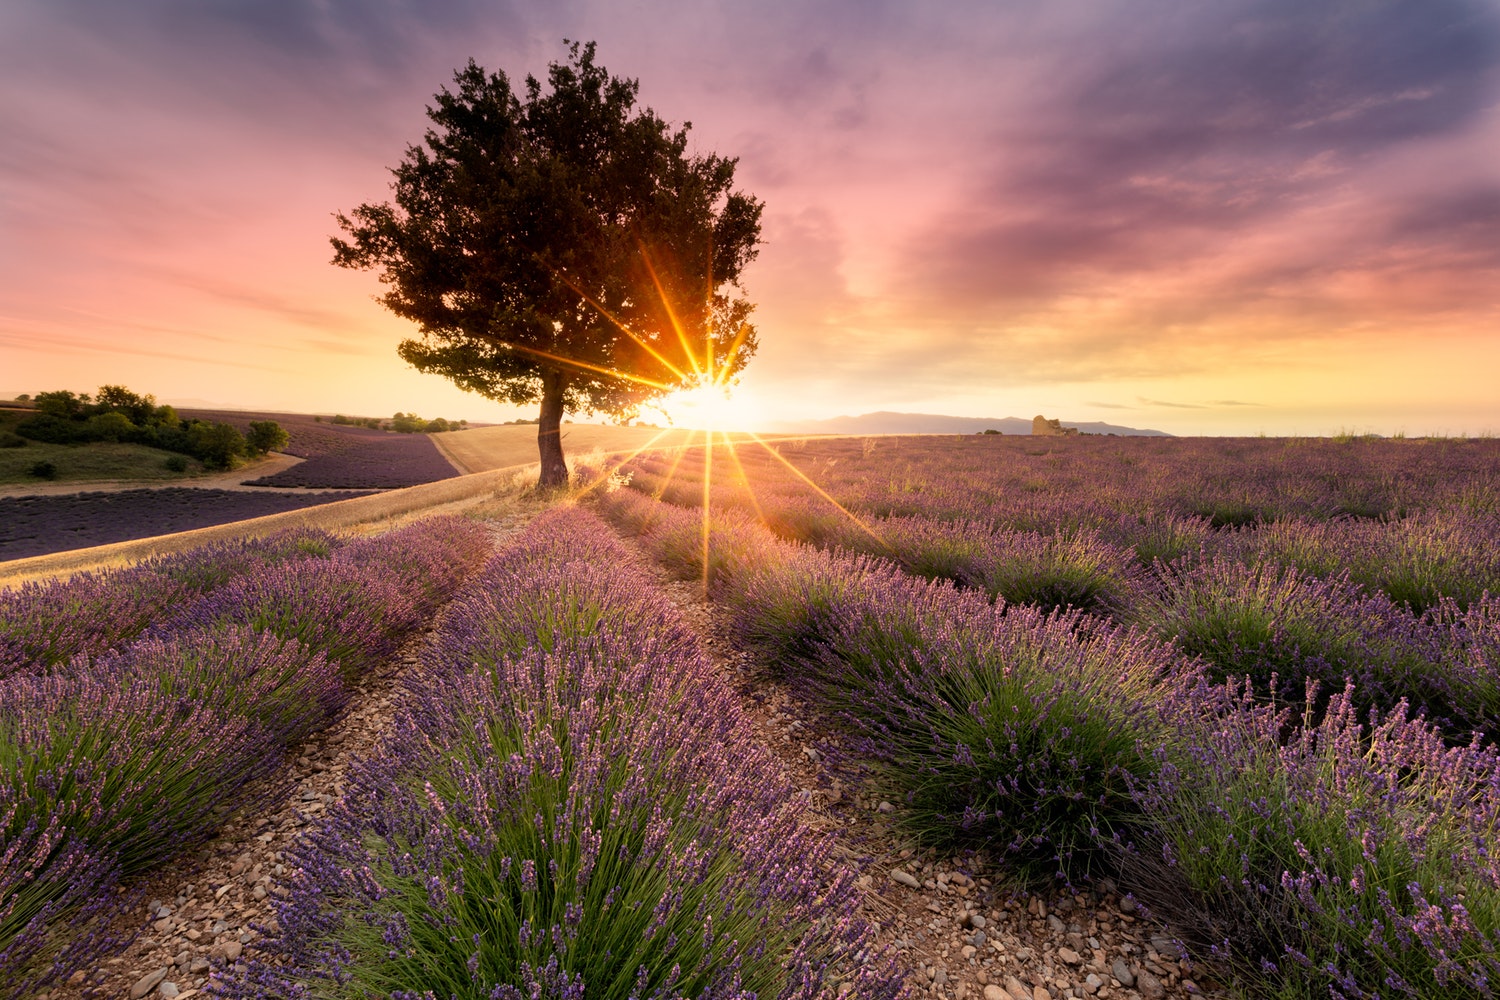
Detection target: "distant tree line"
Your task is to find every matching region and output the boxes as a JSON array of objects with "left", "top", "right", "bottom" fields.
[
  {"left": 11, "top": 386, "right": 287, "bottom": 470},
  {"left": 320, "top": 412, "right": 469, "bottom": 433}
]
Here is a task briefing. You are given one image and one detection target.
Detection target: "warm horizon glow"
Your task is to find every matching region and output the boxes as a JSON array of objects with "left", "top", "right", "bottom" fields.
[
  {"left": 3, "top": 1, "right": 1497, "bottom": 436},
  {"left": 648, "top": 382, "right": 768, "bottom": 433}
]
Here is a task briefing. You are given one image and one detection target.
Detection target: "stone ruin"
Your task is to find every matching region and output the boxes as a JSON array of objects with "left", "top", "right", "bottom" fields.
[{"left": 1032, "top": 414, "right": 1080, "bottom": 437}]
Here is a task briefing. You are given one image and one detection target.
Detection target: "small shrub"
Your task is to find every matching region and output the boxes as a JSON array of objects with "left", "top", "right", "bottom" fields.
[
  {"left": 0, "top": 432, "right": 25, "bottom": 449},
  {"left": 27, "top": 461, "right": 56, "bottom": 480},
  {"left": 163, "top": 455, "right": 188, "bottom": 473}
]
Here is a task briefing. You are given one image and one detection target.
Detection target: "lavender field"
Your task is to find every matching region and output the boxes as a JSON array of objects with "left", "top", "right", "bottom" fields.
[
  {"left": 4, "top": 434, "right": 1499, "bottom": 1000},
  {"left": 184, "top": 411, "right": 461, "bottom": 489},
  {"left": 600, "top": 433, "right": 1500, "bottom": 999}
]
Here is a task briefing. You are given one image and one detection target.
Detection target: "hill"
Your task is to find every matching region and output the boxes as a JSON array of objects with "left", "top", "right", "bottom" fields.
[{"left": 764, "top": 411, "right": 1170, "bottom": 436}]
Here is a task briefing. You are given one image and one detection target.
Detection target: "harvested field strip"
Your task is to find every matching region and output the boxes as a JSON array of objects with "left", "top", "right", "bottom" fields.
[
  {"left": 0, "top": 463, "right": 534, "bottom": 589},
  {"left": 0, "top": 488, "right": 374, "bottom": 562}
]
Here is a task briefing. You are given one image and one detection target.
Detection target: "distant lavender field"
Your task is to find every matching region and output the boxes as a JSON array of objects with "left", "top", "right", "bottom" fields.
[
  {"left": 187, "top": 411, "right": 460, "bottom": 489},
  {"left": 0, "top": 488, "right": 371, "bottom": 560}
]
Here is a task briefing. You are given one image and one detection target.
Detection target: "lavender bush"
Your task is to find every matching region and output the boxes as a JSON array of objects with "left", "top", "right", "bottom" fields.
[
  {"left": 1243, "top": 511, "right": 1500, "bottom": 614},
  {"left": 230, "top": 507, "right": 901, "bottom": 1000},
  {"left": 0, "top": 515, "right": 489, "bottom": 994},
  {"left": 1127, "top": 556, "right": 1498, "bottom": 736},
  {"left": 0, "top": 527, "right": 344, "bottom": 679},
  {"left": 1125, "top": 682, "right": 1500, "bottom": 999},
  {"left": 161, "top": 516, "right": 490, "bottom": 681}
]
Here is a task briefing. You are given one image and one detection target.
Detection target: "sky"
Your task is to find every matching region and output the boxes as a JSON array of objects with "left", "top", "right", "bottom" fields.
[{"left": 2, "top": 0, "right": 1497, "bottom": 436}]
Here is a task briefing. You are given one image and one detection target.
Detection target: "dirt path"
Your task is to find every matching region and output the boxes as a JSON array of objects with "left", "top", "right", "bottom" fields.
[
  {"left": 37, "top": 512, "right": 535, "bottom": 1000},
  {"left": 0, "top": 454, "right": 307, "bottom": 499},
  {"left": 618, "top": 540, "right": 1219, "bottom": 1000}
]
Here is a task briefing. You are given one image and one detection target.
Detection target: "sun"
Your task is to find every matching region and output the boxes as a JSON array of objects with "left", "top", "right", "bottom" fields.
[{"left": 653, "top": 382, "right": 764, "bottom": 432}]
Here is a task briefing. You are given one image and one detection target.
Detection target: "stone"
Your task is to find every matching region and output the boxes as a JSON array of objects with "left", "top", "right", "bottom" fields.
[
  {"left": 251, "top": 885, "right": 267, "bottom": 900},
  {"left": 1111, "top": 959, "right": 1134, "bottom": 987},
  {"left": 889, "top": 869, "right": 921, "bottom": 888},
  {"left": 1083, "top": 974, "right": 1103, "bottom": 996},
  {"left": 1032, "top": 988, "right": 1052, "bottom": 1000},
  {"left": 1058, "top": 947, "right": 1081, "bottom": 965},
  {"left": 877, "top": 801, "right": 895, "bottom": 813},
  {"left": 223, "top": 940, "right": 243, "bottom": 961},
  {"left": 1135, "top": 970, "right": 1165, "bottom": 999},
  {"left": 1032, "top": 415, "right": 1080, "bottom": 437},
  {"left": 131, "top": 968, "right": 169, "bottom": 999},
  {"left": 970, "top": 914, "right": 987, "bottom": 929},
  {"left": 160, "top": 983, "right": 180, "bottom": 998},
  {"left": 983, "top": 986, "right": 1013, "bottom": 1000},
  {"left": 970, "top": 931, "right": 987, "bottom": 947},
  {"left": 1005, "top": 976, "right": 1030, "bottom": 1000},
  {"left": 174, "top": 950, "right": 191, "bottom": 967},
  {"left": 189, "top": 959, "right": 210, "bottom": 974}
]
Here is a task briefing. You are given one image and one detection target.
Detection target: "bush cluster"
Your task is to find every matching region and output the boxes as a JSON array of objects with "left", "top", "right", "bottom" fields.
[{"left": 13, "top": 385, "right": 289, "bottom": 469}]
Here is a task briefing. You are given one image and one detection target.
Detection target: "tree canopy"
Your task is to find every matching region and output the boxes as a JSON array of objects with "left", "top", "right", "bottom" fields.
[{"left": 331, "top": 41, "right": 764, "bottom": 486}]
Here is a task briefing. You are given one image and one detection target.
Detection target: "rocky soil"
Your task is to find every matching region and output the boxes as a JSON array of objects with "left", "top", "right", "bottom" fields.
[
  {"left": 650, "top": 561, "right": 1226, "bottom": 1000},
  {"left": 39, "top": 508, "right": 1225, "bottom": 999}
]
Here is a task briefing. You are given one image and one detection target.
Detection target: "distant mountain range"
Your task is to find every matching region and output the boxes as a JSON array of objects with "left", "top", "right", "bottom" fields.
[{"left": 764, "top": 411, "right": 1171, "bottom": 437}]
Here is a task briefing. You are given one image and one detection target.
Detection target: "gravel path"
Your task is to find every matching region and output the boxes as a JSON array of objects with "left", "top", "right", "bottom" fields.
[
  {"left": 36, "top": 510, "right": 537, "bottom": 1000},
  {"left": 37, "top": 506, "right": 1221, "bottom": 999},
  {"left": 632, "top": 556, "right": 1223, "bottom": 1000}
]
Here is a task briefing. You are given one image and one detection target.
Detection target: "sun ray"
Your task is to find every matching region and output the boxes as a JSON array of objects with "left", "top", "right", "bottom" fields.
[
  {"left": 713, "top": 321, "right": 755, "bottom": 388},
  {"left": 653, "top": 438, "right": 693, "bottom": 501},
  {"left": 703, "top": 244, "right": 715, "bottom": 387},
  {"left": 548, "top": 267, "right": 691, "bottom": 383},
  {"left": 568, "top": 426, "right": 681, "bottom": 499},
  {"left": 746, "top": 432, "right": 892, "bottom": 551},
  {"left": 719, "top": 433, "right": 769, "bottom": 526},
  {"left": 701, "top": 428, "right": 714, "bottom": 593},
  {"left": 493, "top": 340, "right": 676, "bottom": 391},
  {"left": 637, "top": 240, "right": 704, "bottom": 378}
]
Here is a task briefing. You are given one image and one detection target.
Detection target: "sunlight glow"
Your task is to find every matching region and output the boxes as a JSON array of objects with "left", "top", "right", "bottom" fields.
[{"left": 653, "top": 382, "right": 765, "bottom": 432}]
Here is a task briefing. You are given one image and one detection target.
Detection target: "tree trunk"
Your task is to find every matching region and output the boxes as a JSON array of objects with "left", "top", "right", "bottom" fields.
[{"left": 536, "top": 368, "right": 570, "bottom": 488}]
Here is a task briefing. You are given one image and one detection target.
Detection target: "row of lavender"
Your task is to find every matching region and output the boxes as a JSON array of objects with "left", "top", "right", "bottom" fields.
[
  {"left": 0, "top": 518, "right": 493, "bottom": 996},
  {"left": 694, "top": 435, "right": 1500, "bottom": 527},
  {"left": 226, "top": 506, "right": 904, "bottom": 1000},
  {"left": 598, "top": 486, "right": 1500, "bottom": 1000},
  {"left": 621, "top": 443, "right": 1500, "bottom": 741}
]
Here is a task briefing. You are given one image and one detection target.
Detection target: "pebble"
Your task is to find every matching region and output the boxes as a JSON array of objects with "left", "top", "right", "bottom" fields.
[
  {"left": 130, "top": 968, "right": 168, "bottom": 999},
  {"left": 1112, "top": 958, "right": 1135, "bottom": 987},
  {"left": 160, "top": 983, "right": 180, "bottom": 998},
  {"left": 889, "top": 869, "right": 921, "bottom": 888},
  {"left": 1137, "top": 970, "right": 1166, "bottom": 999},
  {"left": 983, "top": 986, "right": 1012, "bottom": 1000},
  {"left": 1058, "top": 947, "right": 1081, "bottom": 965}
]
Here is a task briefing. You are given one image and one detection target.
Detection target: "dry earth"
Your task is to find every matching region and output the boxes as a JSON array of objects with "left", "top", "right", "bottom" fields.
[
  {"left": 37, "top": 505, "right": 1222, "bottom": 1000},
  {"left": 634, "top": 550, "right": 1222, "bottom": 1000}
]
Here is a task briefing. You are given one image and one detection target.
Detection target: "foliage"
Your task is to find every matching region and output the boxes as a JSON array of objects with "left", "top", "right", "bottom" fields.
[
  {"left": 227, "top": 508, "right": 898, "bottom": 1000},
  {"left": 1126, "top": 683, "right": 1500, "bottom": 999},
  {"left": 0, "top": 516, "right": 491, "bottom": 993},
  {"left": 331, "top": 42, "right": 763, "bottom": 485},
  {"left": 13, "top": 384, "right": 253, "bottom": 469},
  {"left": 245, "top": 420, "right": 290, "bottom": 455}
]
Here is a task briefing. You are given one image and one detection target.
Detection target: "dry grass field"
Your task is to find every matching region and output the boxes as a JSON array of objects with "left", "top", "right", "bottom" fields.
[{"left": 431, "top": 423, "right": 754, "bottom": 473}]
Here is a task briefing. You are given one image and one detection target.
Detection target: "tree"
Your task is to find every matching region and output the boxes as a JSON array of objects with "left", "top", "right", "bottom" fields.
[
  {"left": 331, "top": 42, "right": 763, "bottom": 487},
  {"left": 246, "top": 420, "right": 289, "bottom": 455}
]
